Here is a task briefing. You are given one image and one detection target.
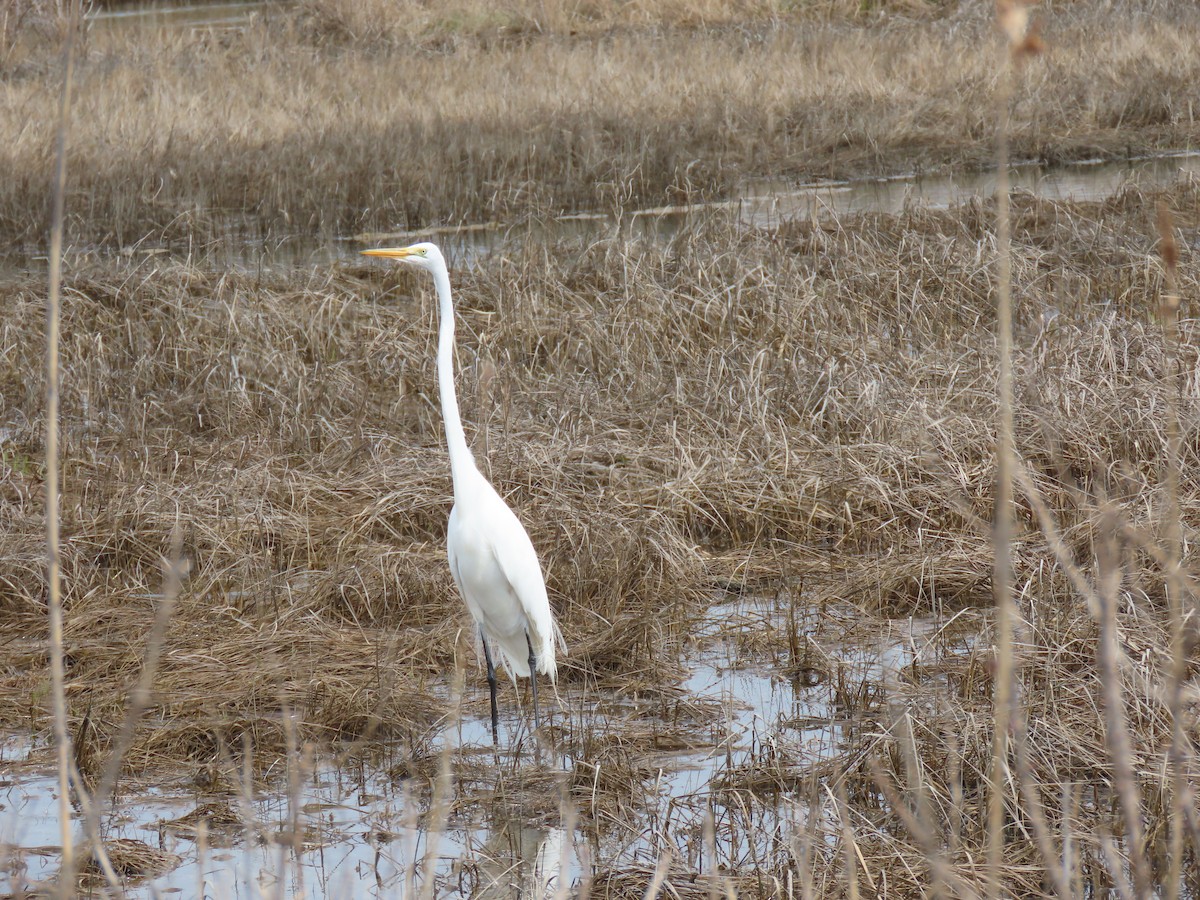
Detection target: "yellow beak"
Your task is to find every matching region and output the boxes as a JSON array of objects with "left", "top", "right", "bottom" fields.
[{"left": 360, "top": 246, "right": 419, "bottom": 259}]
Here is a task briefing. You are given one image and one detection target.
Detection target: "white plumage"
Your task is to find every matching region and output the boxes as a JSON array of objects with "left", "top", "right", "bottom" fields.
[
  {"left": 361, "top": 242, "right": 564, "bottom": 741},
  {"left": 448, "top": 473, "right": 559, "bottom": 680}
]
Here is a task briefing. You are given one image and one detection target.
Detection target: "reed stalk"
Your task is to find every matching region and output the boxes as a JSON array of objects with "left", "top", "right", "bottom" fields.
[
  {"left": 985, "top": 4, "right": 1019, "bottom": 894},
  {"left": 44, "top": 2, "right": 78, "bottom": 894},
  {"left": 1156, "top": 199, "right": 1187, "bottom": 899},
  {"left": 1096, "top": 503, "right": 1152, "bottom": 894},
  {"left": 76, "top": 530, "right": 185, "bottom": 881}
]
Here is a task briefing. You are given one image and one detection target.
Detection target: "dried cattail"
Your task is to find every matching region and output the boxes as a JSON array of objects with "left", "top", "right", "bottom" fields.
[
  {"left": 997, "top": 0, "right": 1045, "bottom": 60},
  {"left": 1015, "top": 23, "right": 1046, "bottom": 60},
  {"left": 996, "top": 0, "right": 1029, "bottom": 46}
]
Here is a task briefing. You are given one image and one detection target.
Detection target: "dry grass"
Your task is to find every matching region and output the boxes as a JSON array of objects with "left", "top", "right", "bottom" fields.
[
  {"left": 5, "top": 1, "right": 1199, "bottom": 891},
  {"left": 0, "top": 245, "right": 709, "bottom": 767},
  {"left": 0, "top": 1, "right": 78, "bottom": 67},
  {"left": 4, "top": 166, "right": 1200, "bottom": 891},
  {"left": 1, "top": 0, "right": 1198, "bottom": 247},
  {"left": 295, "top": 0, "right": 954, "bottom": 47}
]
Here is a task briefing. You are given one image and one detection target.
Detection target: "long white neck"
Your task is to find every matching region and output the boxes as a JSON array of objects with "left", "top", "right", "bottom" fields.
[{"left": 432, "top": 265, "right": 477, "bottom": 492}]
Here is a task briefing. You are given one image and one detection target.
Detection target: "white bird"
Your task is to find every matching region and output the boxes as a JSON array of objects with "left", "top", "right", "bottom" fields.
[{"left": 361, "top": 242, "right": 565, "bottom": 743}]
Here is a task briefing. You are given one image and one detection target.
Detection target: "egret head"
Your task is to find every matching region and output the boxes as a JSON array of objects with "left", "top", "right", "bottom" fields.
[{"left": 360, "top": 241, "right": 445, "bottom": 273}]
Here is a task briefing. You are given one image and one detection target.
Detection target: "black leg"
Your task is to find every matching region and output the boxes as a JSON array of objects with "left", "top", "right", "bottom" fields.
[
  {"left": 481, "top": 630, "right": 499, "bottom": 745},
  {"left": 526, "top": 632, "right": 540, "bottom": 732}
]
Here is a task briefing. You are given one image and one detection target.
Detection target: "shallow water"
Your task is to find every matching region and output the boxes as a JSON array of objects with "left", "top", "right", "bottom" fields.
[
  {"left": 2, "top": 733, "right": 574, "bottom": 897},
  {"left": 87, "top": 0, "right": 268, "bottom": 33},
  {"left": 1, "top": 594, "right": 977, "bottom": 897},
  {"left": 2, "top": 139, "right": 1195, "bottom": 280},
  {"left": 117, "top": 151, "right": 1200, "bottom": 274},
  {"left": 736, "top": 152, "right": 1200, "bottom": 228}
]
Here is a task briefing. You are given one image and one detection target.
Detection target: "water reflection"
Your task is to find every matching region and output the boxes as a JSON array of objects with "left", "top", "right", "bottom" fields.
[
  {"left": 0, "top": 760, "right": 575, "bottom": 898},
  {"left": 476, "top": 824, "right": 567, "bottom": 899}
]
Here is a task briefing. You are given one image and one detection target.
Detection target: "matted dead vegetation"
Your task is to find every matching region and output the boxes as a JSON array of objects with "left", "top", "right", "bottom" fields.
[
  {"left": 2, "top": 0, "right": 1199, "bottom": 247},
  {"left": 4, "top": 167, "right": 1200, "bottom": 891}
]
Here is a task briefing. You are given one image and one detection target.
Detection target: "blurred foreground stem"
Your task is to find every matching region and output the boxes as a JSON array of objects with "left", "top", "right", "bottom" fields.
[
  {"left": 46, "top": 2, "right": 79, "bottom": 893},
  {"left": 985, "top": 8, "right": 1017, "bottom": 897}
]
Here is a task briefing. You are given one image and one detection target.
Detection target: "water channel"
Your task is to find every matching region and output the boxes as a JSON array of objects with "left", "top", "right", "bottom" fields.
[{"left": 96, "top": 151, "right": 1199, "bottom": 276}]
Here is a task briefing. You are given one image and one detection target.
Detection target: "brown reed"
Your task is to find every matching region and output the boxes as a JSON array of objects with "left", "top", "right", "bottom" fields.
[
  {"left": 42, "top": 1, "right": 77, "bottom": 894},
  {"left": 2, "top": 1, "right": 1199, "bottom": 249},
  {"left": 3, "top": 174, "right": 1200, "bottom": 892},
  {"left": 985, "top": 2, "right": 1020, "bottom": 894}
]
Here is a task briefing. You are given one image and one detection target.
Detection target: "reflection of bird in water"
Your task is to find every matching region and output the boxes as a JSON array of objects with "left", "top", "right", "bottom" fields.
[
  {"left": 361, "top": 243, "right": 565, "bottom": 744},
  {"left": 474, "top": 823, "right": 567, "bottom": 899},
  {"left": 531, "top": 827, "right": 565, "bottom": 898}
]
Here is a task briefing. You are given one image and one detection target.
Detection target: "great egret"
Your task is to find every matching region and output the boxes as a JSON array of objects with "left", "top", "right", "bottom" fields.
[{"left": 361, "top": 242, "right": 564, "bottom": 743}]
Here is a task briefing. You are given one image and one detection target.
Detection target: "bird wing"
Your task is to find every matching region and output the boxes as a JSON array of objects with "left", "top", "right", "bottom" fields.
[
  {"left": 448, "top": 496, "right": 554, "bottom": 681},
  {"left": 448, "top": 493, "right": 562, "bottom": 680},
  {"left": 482, "top": 499, "right": 562, "bottom": 680}
]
